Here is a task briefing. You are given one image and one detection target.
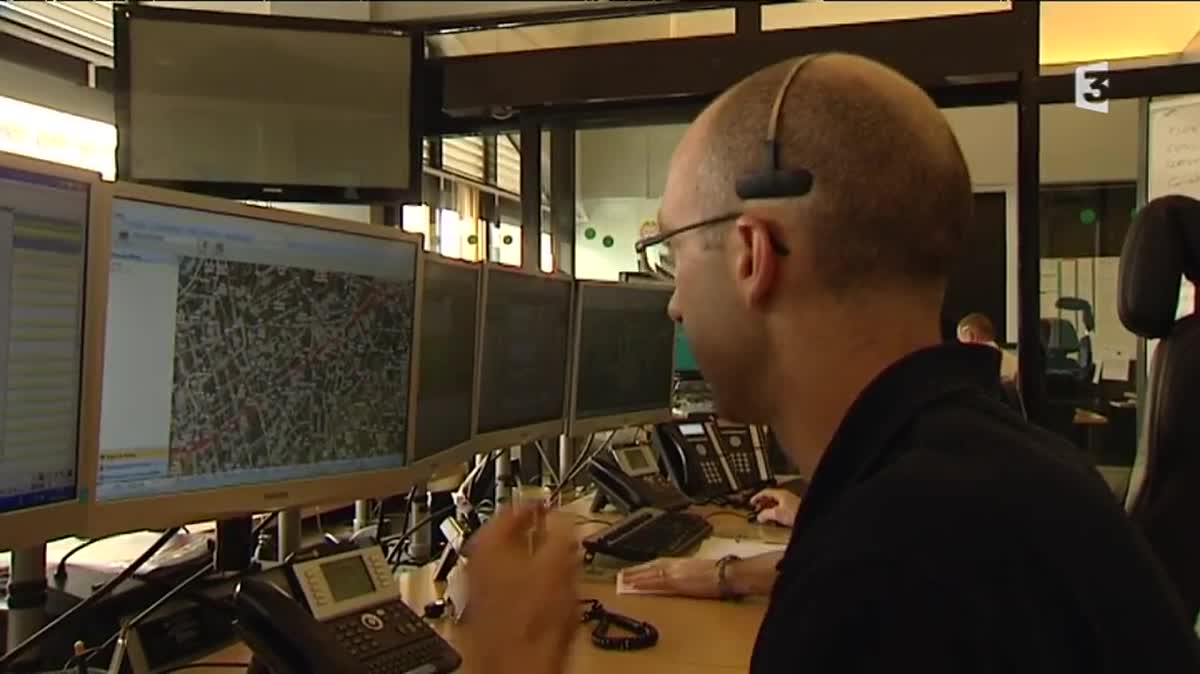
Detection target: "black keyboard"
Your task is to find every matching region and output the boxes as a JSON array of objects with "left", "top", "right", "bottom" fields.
[{"left": 582, "top": 508, "right": 712, "bottom": 562}]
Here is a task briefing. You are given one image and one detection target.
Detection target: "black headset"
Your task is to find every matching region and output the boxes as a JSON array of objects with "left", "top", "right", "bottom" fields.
[{"left": 733, "top": 54, "right": 820, "bottom": 201}]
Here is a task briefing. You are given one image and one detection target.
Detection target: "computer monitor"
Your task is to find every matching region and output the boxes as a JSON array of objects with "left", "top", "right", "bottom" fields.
[
  {"left": 411, "top": 255, "right": 481, "bottom": 470},
  {"left": 115, "top": 3, "right": 421, "bottom": 203},
  {"left": 569, "top": 281, "right": 675, "bottom": 437},
  {"left": 475, "top": 265, "right": 573, "bottom": 449},
  {"left": 0, "top": 152, "right": 103, "bottom": 550},
  {"left": 87, "top": 183, "right": 423, "bottom": 536},
  {"left": 675, "top": 326, "right": 701, "bottom": 375}
]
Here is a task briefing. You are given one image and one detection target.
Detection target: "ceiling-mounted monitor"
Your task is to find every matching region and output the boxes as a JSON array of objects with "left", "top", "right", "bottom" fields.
[{"left": 114, "top": 4, "right": 421, "bottom": 203}]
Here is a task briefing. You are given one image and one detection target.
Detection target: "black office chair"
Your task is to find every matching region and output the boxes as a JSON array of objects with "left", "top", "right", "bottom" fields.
[
  {"left": 1118, "top": 194, "right": 1200, "bottom": 623},
  {"left": 1055, "top": 297, "right": 1096, "bottom": 382}
]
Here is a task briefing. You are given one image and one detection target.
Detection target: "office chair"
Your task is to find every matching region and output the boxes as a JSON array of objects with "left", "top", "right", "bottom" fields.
[
  {"left": 1055, "top": 297, "right": 1096, "bottom": 382},
  {"left": 1118, "top": 194, "right": 1200, "bottom": 623}
]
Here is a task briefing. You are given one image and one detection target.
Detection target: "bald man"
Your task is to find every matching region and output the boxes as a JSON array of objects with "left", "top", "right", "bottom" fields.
[
  {"left": 957, "top": 311, "right": 1019, "bottom": 381},
  {"left": 463, "top": 54, "right": 1200, "bottom": 673}
]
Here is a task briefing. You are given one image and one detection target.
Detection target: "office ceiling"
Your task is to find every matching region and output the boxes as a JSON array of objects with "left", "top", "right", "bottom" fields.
[{"left": 1, "top": 1, "right": 1198, "bottom": 70}]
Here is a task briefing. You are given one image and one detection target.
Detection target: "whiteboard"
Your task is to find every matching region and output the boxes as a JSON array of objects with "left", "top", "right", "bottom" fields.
[{"left": 1148, "top": 93, "right": 1200, "bottom": 201}]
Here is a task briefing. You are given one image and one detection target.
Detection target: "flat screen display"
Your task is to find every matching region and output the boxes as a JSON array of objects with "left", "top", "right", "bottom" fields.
[
  {"left": 477, "top": 269, "right": 571, "bottom": 434},
  {"left": 320, "top": 555, "right": 375, "bottom": 603},
  {"left": 121, "top": 9, "right": 413, "bottom": 196},
  {"left": 574, "top": 284, "right": 674, "bottom": 420},
  {"left": 0, "top": 166, "right": 89, "bottom": 514},
  {"left": 96, "top": 198, "right": 418, "bottom": 502},
  {"left": 413, "top": 259, "right": 478, "bottom": 460}
]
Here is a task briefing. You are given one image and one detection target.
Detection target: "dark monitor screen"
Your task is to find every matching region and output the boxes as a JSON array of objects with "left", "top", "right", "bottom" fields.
[
  {"left": 477, "top": 268, "right": 572, "bottom": 434},
  {"left": 575, "top": 284, "right": 674, "bottom": 420},
  {"left": 413, "top": 259, "right": 479, "bottom": 461},
  {"left": 119, "top": 6, "right": 414, "bottom": 200}
]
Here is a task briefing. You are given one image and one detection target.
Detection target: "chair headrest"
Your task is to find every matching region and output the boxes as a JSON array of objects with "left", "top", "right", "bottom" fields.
[
  {"left": 1055, "top": 297, "right": 1095, "bottom": 332},
  {"left": 1118, "top": 195, "right": 1200, "bottom": 339}
]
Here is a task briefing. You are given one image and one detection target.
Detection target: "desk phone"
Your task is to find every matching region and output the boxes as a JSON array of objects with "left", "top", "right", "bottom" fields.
[
  {"left": 234, "top": 545, "right": 461, "bottom": 674},
  {"left": 656, "top": 417, "right": 773, "bottom": 501},
  {"left": 589, "top": 444, "right": 691, "bottom": 513}
]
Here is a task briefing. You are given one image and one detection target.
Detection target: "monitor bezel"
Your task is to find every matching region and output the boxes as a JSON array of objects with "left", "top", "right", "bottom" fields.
[
  {"left": 113, "top": 3, "right": 424, "bottom": 204},
  {"left": 83, "top": 182, "right": 425, "bottom": 537},
  {"left": 0, "top": 151, "right": 103, "bottom": 550},
  {"left": 408, "top": 254, "right": 485, "bottom": 476},
  {"left": 472, "top": 263, "right": 573, "bottom": 451},
  {"left": 567, "top": 280, "right": 675, "bottom": 439}
]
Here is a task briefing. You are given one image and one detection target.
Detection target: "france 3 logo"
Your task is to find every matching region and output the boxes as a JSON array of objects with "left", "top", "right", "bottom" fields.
[{"left": 1075, "top": 62, "right": 1111, "bottom": 114}]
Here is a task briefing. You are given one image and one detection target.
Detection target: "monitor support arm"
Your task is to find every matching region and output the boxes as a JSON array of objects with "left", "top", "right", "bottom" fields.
[{"left": 5, "top": 545, "right": 48, "bottom": 663}]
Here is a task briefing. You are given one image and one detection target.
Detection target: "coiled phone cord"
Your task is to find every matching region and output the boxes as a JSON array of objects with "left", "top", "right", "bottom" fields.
[{"left": 580, "top": 599, "right": 659, "bottom": 651}]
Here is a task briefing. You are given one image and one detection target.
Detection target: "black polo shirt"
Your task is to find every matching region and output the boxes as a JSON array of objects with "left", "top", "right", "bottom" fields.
[{"left": 750, "top": 344, "right": 1200, "bottom": 673}]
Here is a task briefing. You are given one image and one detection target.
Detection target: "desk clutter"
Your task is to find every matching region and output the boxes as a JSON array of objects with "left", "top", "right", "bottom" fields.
[{"left": 2, "top": 414, "right": 800, "bottom": 674}]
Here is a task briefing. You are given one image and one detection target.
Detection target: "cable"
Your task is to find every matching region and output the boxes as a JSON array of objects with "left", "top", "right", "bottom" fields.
[
  {"left": 704, "top": 511, "right": 750, "bottom": 522},
  {"left": 547, "top": 430, "right": 617, "bottom": 504},
  {"left": 81, "top": 560, "right": 222, "bottom": 669},
  {"left": 0, "top": 527, "right": 182, "bottom": 670},
  {"left": 54, "top": 532, "right": 149, "bottom": 581},
  {"left": 573, "top": 518, "right": 613, "bottom": 527},
  {"left": 579, "top": 599, "right": 658, "bottom": 651},
  {"left": 252, "top": 511, "right": 281, "bottom": 538},
  {"left": 158, "top": 664, "right": 248, "bottom": 674},
  {"left": 385, "top": 505, "right": 457, "bottom": 572},
  {"left": 534, "top": 439, "right": 561, "bottom": 487},
  {"left": 384, "top": 487, "right": 419, "bottom": 565}
]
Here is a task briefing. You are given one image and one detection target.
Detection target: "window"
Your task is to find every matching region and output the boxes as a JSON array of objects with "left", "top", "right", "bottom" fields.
[
  {"left": 442, "top": 136, "right": 485, "bottom": 181},
  {"left": 497, "top": 135, "right": 521, "bottom": 194}
]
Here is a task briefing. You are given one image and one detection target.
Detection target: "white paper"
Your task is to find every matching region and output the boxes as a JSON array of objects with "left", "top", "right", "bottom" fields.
[{"left": 615, "top": 537, "right": 787, "bottom": 595}]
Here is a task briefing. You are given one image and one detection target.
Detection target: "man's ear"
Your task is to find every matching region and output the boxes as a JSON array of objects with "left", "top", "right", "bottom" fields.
[{"left": 732, "top": 215, "right": 779, "bottom": 307}]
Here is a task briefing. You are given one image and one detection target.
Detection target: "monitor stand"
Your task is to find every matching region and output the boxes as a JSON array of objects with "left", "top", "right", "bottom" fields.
[
  {"left": 494, "top": 449, "right": 514, "bottom": 511},
  {"left": 354, "top": 500, "right": 371, "bottom": 532},
  {"left": 4, "top": 545, "right": 48, "bottom": 660},
  {"left": 277, "top": 509, "right": 302, "bottom": 562},
  {"left": 408, "top": 485, "right": 431, "bottom": 562},
  {"left": 557, "top": 435, "right": 575, "bottom": 493},
  {"left": 214, "top": 517, "right": 255, "bottom": 572}
]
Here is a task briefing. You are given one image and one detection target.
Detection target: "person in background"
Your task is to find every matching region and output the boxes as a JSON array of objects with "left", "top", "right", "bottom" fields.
[
  {"left": 956, "top": 312, "right": 1019, "bottom": 382},
  {"left": 462, "top": 53, "right": 1200, "bottom": 673}
]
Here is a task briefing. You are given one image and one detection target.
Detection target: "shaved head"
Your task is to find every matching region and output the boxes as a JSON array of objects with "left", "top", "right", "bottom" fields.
[
  {"left": 664, "top": 52, "right": 972, "bottom": 294},
  {"left": 660, "top": 52, "right": 971, "bottom": 438}
]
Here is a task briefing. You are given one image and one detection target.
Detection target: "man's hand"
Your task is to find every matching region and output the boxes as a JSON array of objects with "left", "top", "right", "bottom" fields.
[
  {"left": 463, "top": 504, "right": 579, "bottom": 674},
  {"left": 750, "top": 488, "right": 802, "bottom": 527},
  {"left": 621, "top": 557, "right": 721, "bottom": 598}
]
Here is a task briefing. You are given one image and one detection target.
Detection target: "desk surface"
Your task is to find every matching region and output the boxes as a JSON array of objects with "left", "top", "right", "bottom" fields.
[{"left": 197, "top": 495, "right": 778, "bottom": 674}]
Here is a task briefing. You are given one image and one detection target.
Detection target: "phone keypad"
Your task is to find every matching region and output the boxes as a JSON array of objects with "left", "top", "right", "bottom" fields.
[
  {"left": 332, "top": 603, "right": 433, "bottom": 658},
  {"left": 728, "top": 451, "right": 753, "bottom": 477},
  {"left": 701, "top": 460, "right": 725, "bottom": 486}
]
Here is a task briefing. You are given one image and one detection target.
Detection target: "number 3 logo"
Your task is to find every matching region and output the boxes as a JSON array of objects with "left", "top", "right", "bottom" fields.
[{"left": 1075, "top": 62, "right": 1110, "bottom": 114}]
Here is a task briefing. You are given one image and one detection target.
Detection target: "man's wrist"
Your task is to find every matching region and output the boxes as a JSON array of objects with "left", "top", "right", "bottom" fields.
[{"left": 715, "top": 555, "right": 743, "bottom": 600}]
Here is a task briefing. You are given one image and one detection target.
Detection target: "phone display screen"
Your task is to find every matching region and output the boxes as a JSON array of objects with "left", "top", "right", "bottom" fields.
[
  {"left": 320, "top": 556, "right": 376, "bottom": 602},
  {"left": 678, "top": 423, "right": 705, "bottom": 437}
]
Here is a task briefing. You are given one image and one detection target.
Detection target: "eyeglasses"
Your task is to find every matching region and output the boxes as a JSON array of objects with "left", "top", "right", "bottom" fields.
[{"left": 633, "top": 211, "right": 790, "bottom": 280}]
